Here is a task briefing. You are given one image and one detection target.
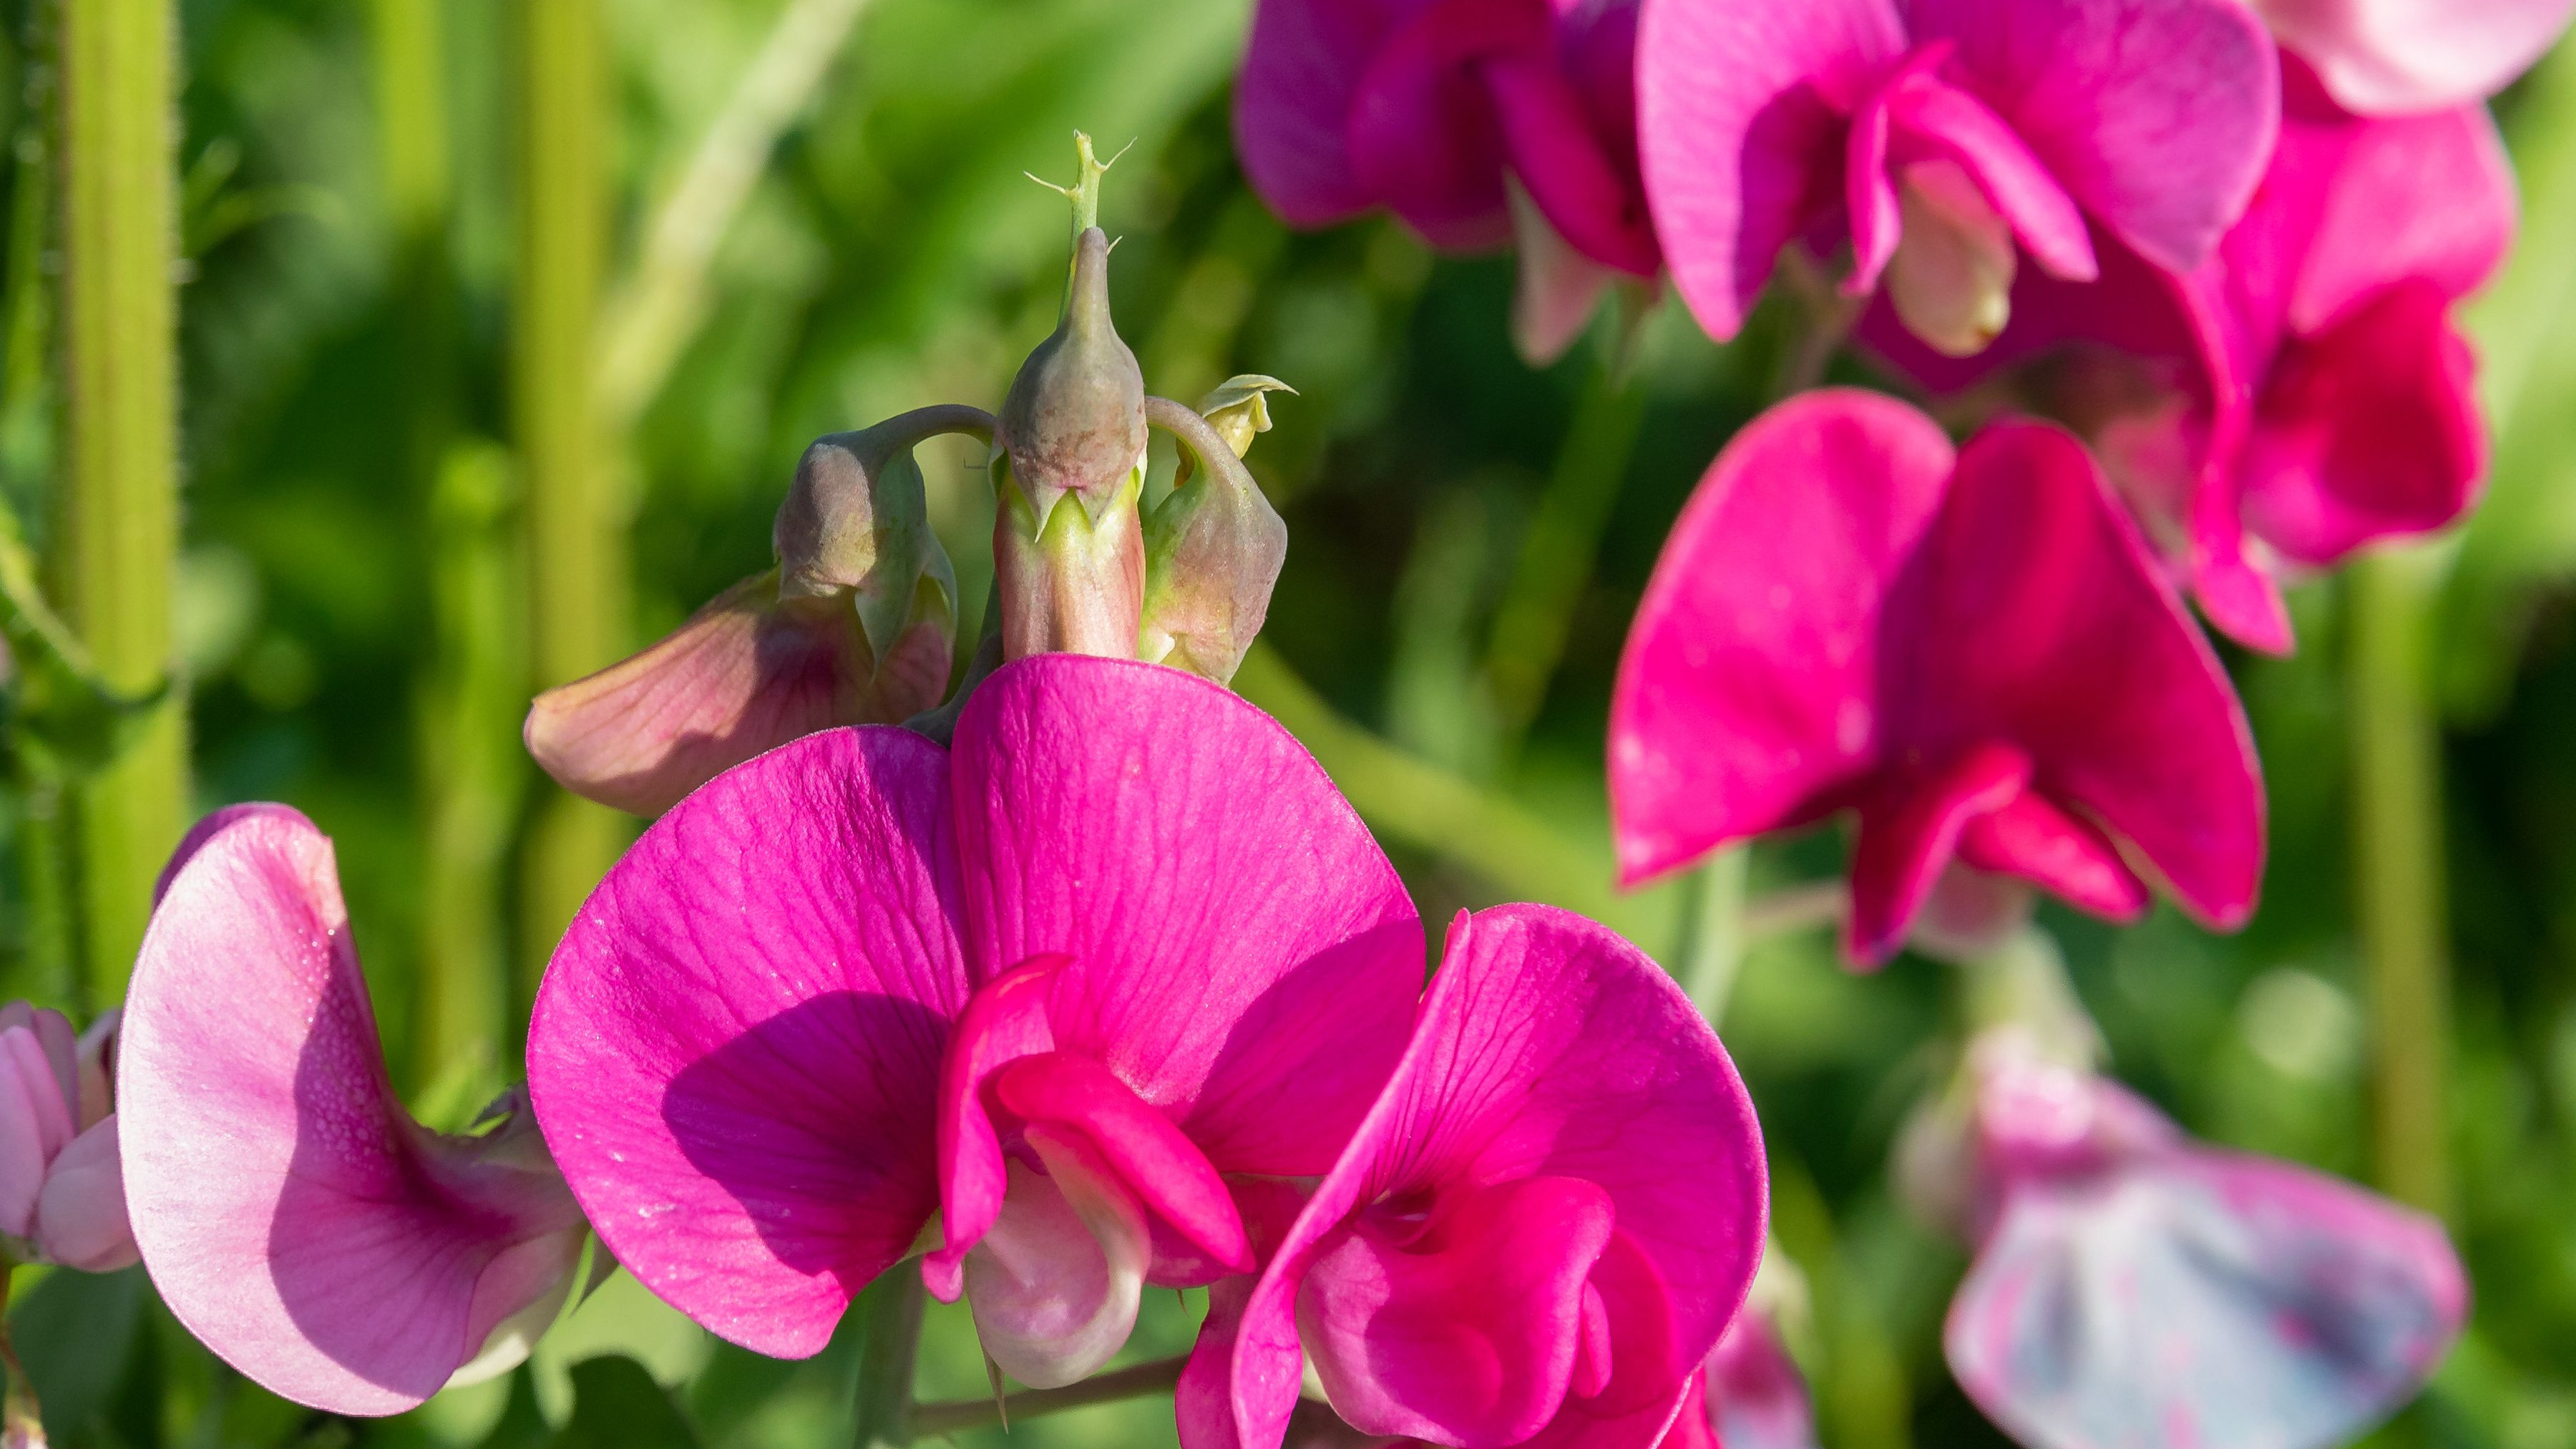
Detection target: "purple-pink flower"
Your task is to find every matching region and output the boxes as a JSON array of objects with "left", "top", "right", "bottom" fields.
[
  {"left": 1609, "top": 391, "right": 2264, "bottom": 965},
  {"left": 0, "top": 1001, "right": 132, "bottom": 1272},
  {"left": 1635, "top": 0, "right": 2279, "bottom": 356},
  {"left": 1661, "top": 1303, "right": 1819, "bottom": 1449},
  {"left": 1926, "top": 1031, "right": 2465, "bottom": 1449},
  {"left": 2249, "top": 0, "right": 2576, "bottom": 114},
  {"left": 526, "top": 653, "right": 1765, "bottom": 1448},
  {"left": 120, "top": 806, "right": 592, "bottom": 1414},
  {"left": 1235, "top": 0, "right": 1657, "bottom": 358}
]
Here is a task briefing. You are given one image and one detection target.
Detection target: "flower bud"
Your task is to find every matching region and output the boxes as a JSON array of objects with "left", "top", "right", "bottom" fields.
[
  {"left": 1138, "top": 396, "right": 1288, "bottom": 683},
  {"left": 1192, "top": 374, "right": 1294, "bottom": 464},
  {"left": 995, "top": 227, "right": 1148, "bottom": 524},
  {"left": 0, "top": 1000, "right": 136, "bottom": 1273},
  {"left": 527, "top": 417, "right": 966, "bottom": 816},
  {"left": 992, "top": 459, "right": 1147, "bottom": 660}
]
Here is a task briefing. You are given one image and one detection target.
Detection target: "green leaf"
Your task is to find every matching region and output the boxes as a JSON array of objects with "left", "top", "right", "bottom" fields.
[
  {"left": 551, "top": 1356, "right": 703, "bottom": 1449},
  {"left": 11, "top": 1264, "right": 146, "bottom": 1441}
]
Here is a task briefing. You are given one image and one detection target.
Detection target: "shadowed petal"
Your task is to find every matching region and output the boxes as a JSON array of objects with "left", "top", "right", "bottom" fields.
[
  {"left": 1230, "top": 907, "right": 1765, "bottom": 1449},
  {"left": 123, "top": 806, "right": 587, "bottom": 1415},
  {"left": 1236, "top": 0, "right": 1432, "bottom": 228},
  {"left": 528, "top": 728, "right": 968, "bottom": 1358},
  {"left": 964, "top": 1136, "right": 1153, "bottom": 1390}
]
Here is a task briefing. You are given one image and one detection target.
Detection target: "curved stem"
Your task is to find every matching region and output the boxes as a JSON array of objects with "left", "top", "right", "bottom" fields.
[
  {"left": 907, "top": 1355, "right": 1186, "bottom": 1438},
  {"left": 874, "top": 402, "right": 997, "bottom": 453},
  {"left": 1140, "top": 394, "right": 1235, "bottom": 474}
]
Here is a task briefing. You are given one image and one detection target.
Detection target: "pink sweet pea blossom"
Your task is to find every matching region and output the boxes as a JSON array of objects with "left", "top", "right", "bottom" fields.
[
  {"left": 1609, "top": 391, "right": 2264, "bottom": 965},
  {"left": 120, "top": 805, "right": 592, "bottom": 1415},
  {"left": 1636, "top": 0, "right": 2279, "bottom": 356},
  {"left": 1206, "top": 905, "right": 1764, "bottom": 1449},
  {"left": 1661, "top": 1290, "right": 1820, "bottom": 1449},
  {"left": 1235, "top": 0, "right": 1657, "bottom": 359},
  {"left": 1929, "top": 1032, "right": 2465, "bottom": 1449},
  {"left": 2248, "top": 0, "right": 2576, "bottom": 114},
  {"left": 0, "top": 1002, "right": 133, "bottom": 1272},
  {"left": 527, "top": 654, "right": 1425, "bottom": 1393},
  {"left": 1865, "top": 58, "right": 2514, "bottom": 652}
]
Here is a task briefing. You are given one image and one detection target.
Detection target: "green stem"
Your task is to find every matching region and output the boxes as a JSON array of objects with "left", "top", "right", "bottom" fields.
[
  {"left": 57, "top": 0, "right": 187, "bottom": 1008},
  {"left": 1481, "top": 356, "right": 1646, "bottom": 760},
  {"left": 517, "top": 0, "right": 628, "bottom": 1010},
  {"left": 905, "top": 1355, "right": 1186, "bottom": 1438},
  {"left": 847, "top": 1267, "right": 923, "bottom": 1448},
  {"left": 2348, "top": 547, "right": 2453, "bottom": 1219},
  {"left": 1681, "top": 847, "right": 1749, "bottom": 1025},
  {"left": 1233, "top": 642, "right": 1665, "bottom": 946}
]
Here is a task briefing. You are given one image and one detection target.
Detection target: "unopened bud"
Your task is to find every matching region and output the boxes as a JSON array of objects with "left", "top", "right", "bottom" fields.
[
  {"left": 995, "top": 228, "right": 1148, "bottom": 525},
  {"left": 1138, "top": 396, "right": 1287, "bottom": 684},
  {"left": 993, "top": 462, "right": 1147, "bottom": 660},
  {"left": 530, "top": 415, "right": 973, "bottom": 815}
]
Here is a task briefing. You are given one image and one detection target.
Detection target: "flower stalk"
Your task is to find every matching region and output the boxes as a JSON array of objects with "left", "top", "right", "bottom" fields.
[
  {"left": 2348, "top": 546, "right": 2454, "bottom": 1219},
  {"left": 57, "top": 0, "right": 187, "bottom": 1005},
  {"left": 903, "top": 1355, "right": 1186, "bottom": 1438}
]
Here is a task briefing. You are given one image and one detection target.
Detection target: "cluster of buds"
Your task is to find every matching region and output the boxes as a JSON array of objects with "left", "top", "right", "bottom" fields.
[{"left": 529, "top": 135, "right": 1287, "bottom": 815}]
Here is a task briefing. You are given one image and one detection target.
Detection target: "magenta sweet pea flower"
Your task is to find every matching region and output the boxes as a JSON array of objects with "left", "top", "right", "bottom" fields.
[
  {"left": 0, "top": 1001, "right": 133, "bottom": 1272},
  {"left": 1936, "top": 1033, "right": 2465, "bottom": 1449},
  {"left": 1661, "top": 1304, "right": 1820, "bottom": 1449},
  {"left": 1609, "top": 391, "right": 2263, "bottom": 965},
  {"left": 1868, "top": 57, "right": 2514, "bottom": 652},
  {"left": 1636, "top": 0, "right": 2278, "bottom": 356},
  {"left": 120, "top": 805, "right": 592, "bottom": 1415},
  {"left": 1235, "top": 0, "right": 1657, "bottom": 359},
  {"left": 2249, "top": 0, "right": 2576, "bottom": 114},
  {"left": 1202, "top": 906, "right": 1765, "bottom": 1449},
  {"left": 527, "top": 654, "right": 1425, "bottom": 1394}
]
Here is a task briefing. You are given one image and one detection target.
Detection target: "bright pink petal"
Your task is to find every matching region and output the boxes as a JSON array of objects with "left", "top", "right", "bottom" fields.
[
  {"left": 1956, "top": 794, "right": 2150, "bottom": 923},
  {"left": 1912, "top": 0, "right": 2280, "bottom": 273},
  {"left": 522, "top": 573, "right": 930, "bottom": 818},
  {"left": 1893, "top": 421, "right": 2265, "bottom": 932},
  {"left": 2255, "top": 0, "right": 2576, "bottom": 112},
  {"left": 1236, "top": 0, "right": 1432, "bottom": 228},
  {"left": 995, "top": 1052, "right": 1252, "bottom": 1274},
  {"left": 1610, "top": 390, "right": 1955, "bottom": 884},
  {"left": 1483, "top": 46, "right": 1659, "bottom": 274},
  {"left": 527, "top": 728, "right": 968, "bottom": 1358},
  {"left": 947, "top": 655, "right": 1422, "bottom": 1176},
  {"left": 1949, "top": 1142, "right": 2466, "bottom": 1449},
  {"left": 1231, "top": 907, "right": 1766, "bottom": 1449},
  {"left": 1179, "top": 1179, "right": 1314, "bottom": 1449},
  {"left": 1637, "top": 0, "right": 1908, "bottom": 338},
  {"left": 35, "top": 1116, "right": 138, "bottom": 1272},
  {"left": 2242, "top": 281, "right": 2486, "bottom": 564},
  {"left": 1847, "top": 743, "right": 2031, "bottom": 965},
  {"left": 1300, "top": 1176, "right": 1616, "bottom": 1445},
  {"left": 123, "top": 806, "right": 587, "bottom": 1415}
]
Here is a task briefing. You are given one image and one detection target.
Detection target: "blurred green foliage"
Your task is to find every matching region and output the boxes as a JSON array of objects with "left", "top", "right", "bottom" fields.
[{"left": 1, "top": 1, "right": 2575, "bottom": 1448}]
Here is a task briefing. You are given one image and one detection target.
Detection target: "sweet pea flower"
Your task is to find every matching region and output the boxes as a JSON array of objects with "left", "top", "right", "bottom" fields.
[
  {"left": 120, "top": 805, "right": 592, "bottom": 1415},
  {"left": 1918, "top": 1029, "right": 2465, "bottom": 1449},
  {"left": 1866, "top": 58, "right": 2514, "bottom": 652},
  {"left": 1235, "top": 0, "right": 1657, "bottom": 360},
  {"left": 1609, "top": 391, "right": 2263, "bottom": 965},
  {"left": 2248, "top": 0, "right": 2576, "bottom": 114},
  {"left": 0, "top": 1001, "right": 132, "bottom": 1272},
  {"left": 1636, "top": 0, "right": 2278, "bottom": 356},
  {"left": 1206, "top": 906, "right": 1765, "bottom": 1449},
  {"left": 1660, "top": 1250, "right": 1820, "bottom": 1449},
  {"left": 527, "top": 654, "right": 1425, "bottom": 1397}
]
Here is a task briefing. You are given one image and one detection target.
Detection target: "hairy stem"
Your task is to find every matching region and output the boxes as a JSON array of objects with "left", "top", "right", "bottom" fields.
[
  {"left": 2349, "top": 548, "right": 2453, "bottom": 1219},
  {"left": 906, "top": 1355, "right": 1187, "bottom": 1438},
  {"left": 516, "top": 0, "right": 628, "bottom": 1008},
  {"left": 57, "top": 0, "right": 186, "bottom": 1007}
]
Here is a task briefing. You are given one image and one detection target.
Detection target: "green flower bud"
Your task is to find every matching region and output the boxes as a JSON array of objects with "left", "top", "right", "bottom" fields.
[
  {"left": 994, "top": 227, "right": 1148, "bottom": 526},
  {"left": 1138, "top": 396, "right": 1287, "bottom": 684}
]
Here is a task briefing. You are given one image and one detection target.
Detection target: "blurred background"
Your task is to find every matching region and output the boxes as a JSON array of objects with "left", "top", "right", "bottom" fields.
[{"left": 4, "top": 0, "right": 2576, "bottom": 1445}]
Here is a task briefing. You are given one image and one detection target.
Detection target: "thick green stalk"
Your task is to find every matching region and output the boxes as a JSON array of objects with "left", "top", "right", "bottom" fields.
[
  {"left": 906, "top": 1355, "right": 1186, "bottom": 1438},
  {"left": 57, "top": 0, "right": 185, "bottom": 1006},
  {"left": 516, "top": 0, "right": 626, "bottom": 1000},
  {"left": 847, "top": 1267, "right": 923, "bottom": 1448},
  {"left": 2349, "top": 547, "right": 2452, "bottom": 1218}
]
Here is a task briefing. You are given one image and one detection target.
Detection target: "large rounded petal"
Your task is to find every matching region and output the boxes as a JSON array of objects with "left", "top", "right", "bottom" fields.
[
  {"left": 1948, "top": 1145, "right": 2465, "bottom": 1449},
  {"left": 528, "top": 728, "right": 969, "bottom": 1357},
  {"left": 948, "top": 655, "right": 1422, "bottom": 1177},
  {"left": 1236, "top": 0, "right": 1435, "bottom": 228},
  {"left": 122, "top": 806, "right": 587, "bottom": 1415},
  {"left": 1636, "top": 0, "right": 1908, "bottom": 339},
  {"left": 1609, "top": 390, "right": 1955, "bottom": 884},
  {"left": 1890, "top": 422, "right": 2265, "bottom": 931},
  {"left": 1229, "top": 907, "right": 1766, "bottom": 1449},
  {"left": 2254, "top": 0, "right": 2576, "bottom": 113},
  {"left": 1911, "top": 0, "right": 2280, "bottom": 274}
]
